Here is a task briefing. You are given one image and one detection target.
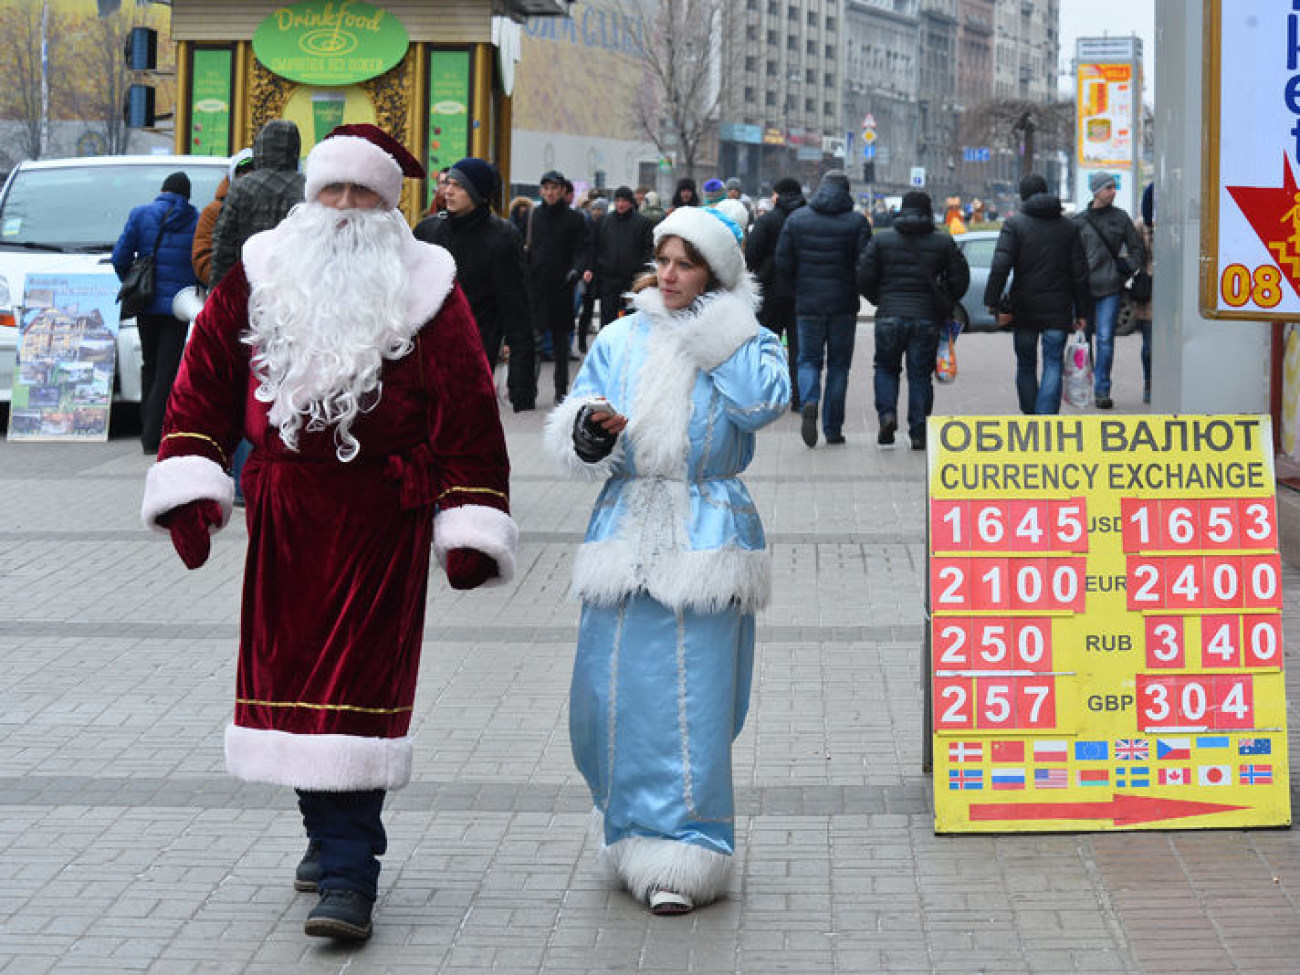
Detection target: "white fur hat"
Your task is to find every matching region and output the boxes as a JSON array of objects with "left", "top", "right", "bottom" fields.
[
  {"left": 303, "top": 123, "right": 425, "bottom": 210},
  {"left": 654, "top": 205, "right": 746, "bottom": 290}
]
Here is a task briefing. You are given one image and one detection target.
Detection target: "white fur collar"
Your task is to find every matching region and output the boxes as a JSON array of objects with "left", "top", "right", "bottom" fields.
[{"left": 242, "top": 223, "right": 456, "bottom": 326}]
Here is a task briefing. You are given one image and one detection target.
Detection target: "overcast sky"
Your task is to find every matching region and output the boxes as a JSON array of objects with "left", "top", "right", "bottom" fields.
[{"left": 1058, "top": 0, "right": 1157, "bottom": 101}]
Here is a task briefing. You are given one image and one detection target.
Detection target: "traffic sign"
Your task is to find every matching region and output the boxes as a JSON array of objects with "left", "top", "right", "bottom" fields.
[
  {"left": 863, "top": 144, "right": 876, "bottom": 160},
  {"left": 910, "top": 166, "right": 926, "bottom": 187},
  {"left": 862, "top": 129, "right": 876, "bottom": 145},
  {"left": 862, "top": 113, "right": 876, "bottom": 129}
]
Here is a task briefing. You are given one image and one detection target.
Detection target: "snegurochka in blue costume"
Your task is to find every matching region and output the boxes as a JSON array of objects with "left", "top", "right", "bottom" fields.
[{"left": 544, "top": 205, "right": 792, "bottom": 916}]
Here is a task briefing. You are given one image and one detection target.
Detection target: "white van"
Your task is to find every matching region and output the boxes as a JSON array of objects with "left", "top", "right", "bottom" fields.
[{"left": 0, "top": 154, "right": 228, "bottom": 405}]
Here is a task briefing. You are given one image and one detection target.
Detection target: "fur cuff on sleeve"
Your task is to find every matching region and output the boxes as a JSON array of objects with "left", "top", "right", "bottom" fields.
[
  {"left": 141, "top": 455, "right": 236, "bottom": 533},
  {"left": 433, "top": 504, "right": 519, "bottom": 586},
  {"left": 543, "top": 394, "right": 625, "bottom": 481},
  {"left": 679, "top": 295, "right": 760, "bottom": 371}
]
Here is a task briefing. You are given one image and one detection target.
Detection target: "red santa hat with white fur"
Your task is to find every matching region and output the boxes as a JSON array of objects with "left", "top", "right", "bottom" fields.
[{"left": 303, "top": 123, "right": 425, "bottom": 210}]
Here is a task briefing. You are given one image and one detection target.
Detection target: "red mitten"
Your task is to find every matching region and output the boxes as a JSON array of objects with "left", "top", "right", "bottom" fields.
[
  {"left": 158, "top": 499, "right": 223, "bottom": 570},
  {"left": 446, "top": 547, "right": 499, "bottom": 590}
]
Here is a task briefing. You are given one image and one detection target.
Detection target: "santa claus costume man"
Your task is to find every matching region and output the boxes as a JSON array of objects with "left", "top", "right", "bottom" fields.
[{"left": 141, "top": 124, "right": 517, "bottom": 942}]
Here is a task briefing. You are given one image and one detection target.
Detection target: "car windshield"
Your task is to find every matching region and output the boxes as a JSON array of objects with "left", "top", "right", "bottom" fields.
[{"left": 0, "top": 162, "right": 225, "bottom": 251}]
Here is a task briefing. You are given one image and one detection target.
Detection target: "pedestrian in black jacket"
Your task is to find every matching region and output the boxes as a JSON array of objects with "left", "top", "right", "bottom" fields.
[
  {"left": 745, "top": 176, "right": 805, "bottom": 409},
  {"left": 527, "top": 170, "right": 591, "bottom": 402},
  {"left": 775, "top": 170, "right": 872, "bottom": 447},
  {"left": 983, "top": 173, "right": 1090, "bottom": 415},
  {"left": 592, "top": 185, "right": 653, "bottom": 330},
  {"left": 858, "top": 190, "right": 969, "bottom": 449},
  {"left": 414, "top": 157, "right": 536, "bottom": 412}
]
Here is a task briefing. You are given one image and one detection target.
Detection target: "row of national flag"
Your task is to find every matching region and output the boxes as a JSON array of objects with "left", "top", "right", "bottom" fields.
[
  {"left": 948, "top": 736, "right": 1272, "bottom": 765},
  {"left": 949, "top": 763, "right": 1273, "bottom": 790}
]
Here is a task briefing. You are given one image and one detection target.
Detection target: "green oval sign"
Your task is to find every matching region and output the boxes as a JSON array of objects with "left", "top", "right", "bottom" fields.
[{"left": 253, "top": 1, "right": 409, "bottom": 86}]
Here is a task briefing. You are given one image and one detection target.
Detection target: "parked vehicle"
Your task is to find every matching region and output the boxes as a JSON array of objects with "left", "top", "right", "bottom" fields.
[
  {"left": 0, "top": 154, "right": 228, "bottom": 405},
  {"left": 953, "top": 230, "right": 1002, "bottom": 332}
]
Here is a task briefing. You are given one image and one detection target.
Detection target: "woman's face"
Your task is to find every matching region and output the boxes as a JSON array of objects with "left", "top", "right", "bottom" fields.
[{"left": 655, "top": 236, "right": 709, "bottom": 310}]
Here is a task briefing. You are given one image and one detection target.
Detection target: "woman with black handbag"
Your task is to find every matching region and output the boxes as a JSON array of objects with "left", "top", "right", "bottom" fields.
[{"left": 111, "top": 172, "right": 200, "bottom": 453}]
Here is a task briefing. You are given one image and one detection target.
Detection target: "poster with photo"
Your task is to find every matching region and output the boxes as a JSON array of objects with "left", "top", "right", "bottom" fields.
[{"left": 7, "top": 274, "right": 121, "bottom": 442}]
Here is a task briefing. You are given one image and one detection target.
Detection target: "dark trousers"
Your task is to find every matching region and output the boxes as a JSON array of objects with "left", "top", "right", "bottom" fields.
[
  {"left": 136, "top": 312, "right": 187, "bottom": 453},
  {"left": 598, "top": 279, "right": 632, "bottom": 331},
  {"left": 535, "top": 283, "right": 576, "bottom": 397},
  {"left": 759, "top": 295, "right": 799, "bottom": 407},
  {"left": 577, "top": 283, "right": 597, "bottom": 352},
  {"left": 297, "top": 789, "right": 387, "bottom": 900}
]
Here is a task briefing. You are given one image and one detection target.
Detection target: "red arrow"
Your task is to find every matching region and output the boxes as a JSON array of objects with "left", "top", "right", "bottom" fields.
[{"left": 969, "top": 793, "right": 1248, "bottom": 826}]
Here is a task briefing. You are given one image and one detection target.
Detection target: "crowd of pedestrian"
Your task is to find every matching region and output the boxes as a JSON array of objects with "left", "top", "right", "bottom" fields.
[{"left": 125, "top": 116, "right": 1155, "bottom": 944}]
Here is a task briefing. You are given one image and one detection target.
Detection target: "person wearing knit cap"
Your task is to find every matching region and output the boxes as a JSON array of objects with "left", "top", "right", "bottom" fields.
[
  {"left": 545, "top": 204, "right": 790, "bottom": 917},
  {"left": 702, "top": 177, "right": 726, "bottom": 205},
  {"left": 142, "top": 123, "right": 517, "bottom": 942},
  {"left": 112, "top": 171, "right": 200, "bottom": 454},
  {"left": 669, "top": 176, "right": 700, "bottom": 210},
  {"left": 590, "top": 184, "right": 653, "bottom": 334},
  {"left": 1074, "top": 170, "right": 1145, "bottom": 408},
  {"left": 415, "top": 157, "right": 536, "bottom": 411},
  {"left": 857, "top": 189, "right": 970, "bottom": 450},
  {"left": 983, "top": 171, "right": 1090, "bottom": 415},
  {"left": 775, "top": 169, "right": 872, "bottom": 446}
]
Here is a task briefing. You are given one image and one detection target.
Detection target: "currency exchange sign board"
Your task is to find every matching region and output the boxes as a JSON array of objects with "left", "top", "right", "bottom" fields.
[{"left": 927, "top": 415, "right": 1290, "bottom": 833}]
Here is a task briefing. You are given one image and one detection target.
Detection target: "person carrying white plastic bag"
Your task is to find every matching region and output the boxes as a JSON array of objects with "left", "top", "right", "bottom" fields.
[{"left": 1063, "top": 329, "right": 1093, "bottom": 409}]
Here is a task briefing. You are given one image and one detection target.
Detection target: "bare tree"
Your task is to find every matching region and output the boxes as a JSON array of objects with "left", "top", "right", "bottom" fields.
[
  {"left": 0, "top": 1, "right": 64, "bottom": 161},
  {"left": 963, "top": 97, "right": 1074, "bottom": 176},
  {"left": 66, "top": 9, "right": 139, "bottom": 155},
  {"left": 617, "top": 0, "right": 729, "bottom": 181}
]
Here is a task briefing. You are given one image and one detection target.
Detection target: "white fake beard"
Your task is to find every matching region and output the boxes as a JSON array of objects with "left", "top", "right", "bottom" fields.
[{"left": 245, "top": 201, "right": 414, "bottom": 462}]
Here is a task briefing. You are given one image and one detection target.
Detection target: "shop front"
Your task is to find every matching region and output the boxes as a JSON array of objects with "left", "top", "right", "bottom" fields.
[{"left": 170, "top": 0, "right": 568, "bottom": 220}]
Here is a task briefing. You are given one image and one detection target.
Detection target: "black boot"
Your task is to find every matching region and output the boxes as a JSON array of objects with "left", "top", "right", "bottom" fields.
[
  {"left": 304, "top": 888, "right": 374, "bottom": 940},
  {"left": 295, "top": 839, "right": 321, "bottom": 892}
]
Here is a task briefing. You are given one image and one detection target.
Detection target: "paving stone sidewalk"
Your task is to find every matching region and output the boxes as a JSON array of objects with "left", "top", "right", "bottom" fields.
[{"left": 0, "top": 326, "right": 1297, "bottom": 973}]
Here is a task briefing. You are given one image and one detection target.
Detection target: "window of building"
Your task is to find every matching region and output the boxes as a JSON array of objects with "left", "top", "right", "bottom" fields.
[
  {"left": 805, "top": 97, "right": 816, "bottom": 113},
  {"left": 766, "top": 91, "right": 777, "bottom": 106},
  {"left": 745, "top": 56, "right": 756, "bottom": 72},
  {"left": 807, "top": 39, "right": 816, "bottom": 55}
]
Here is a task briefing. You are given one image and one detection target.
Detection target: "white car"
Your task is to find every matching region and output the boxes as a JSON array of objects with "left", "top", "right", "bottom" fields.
[{"left": 0, "top": 154, "right": 228, "bottom": 405}]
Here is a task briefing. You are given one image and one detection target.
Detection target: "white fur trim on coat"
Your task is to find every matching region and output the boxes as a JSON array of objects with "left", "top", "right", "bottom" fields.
[
  {"left": 225, "top": 724, "right": 413, "bottom": 791},
  {"left": 141, "top": 455, "right": 235, "bottom": 532},
  {"left": 543, "top": 393, "right": 626, "bottom": 480},
  {"left": 242, "top": 222, "right": 456, "bottom": 328},
  {"left": 572, "top": 539, "right": 772, "bottom": 614},
  {"left": 432, "top": 504, "right": 519, "bottom": 586},
  {"left": 304, "top": 134, "right": 403, "bottom": 210},
  {"left": 675, "top": 292, "right": 761, "bottom": 372},
  {"left": 591, "top": 810, "right": 732, "bottom": 906}
]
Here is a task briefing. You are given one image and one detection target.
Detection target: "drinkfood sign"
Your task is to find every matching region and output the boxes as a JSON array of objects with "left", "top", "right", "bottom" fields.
[
  {"left": 253, "top": 0, "right": 409, "bottom": 86},
  {"left": 1202, "top": 0, "right": 1300, "bottom": 321},
  {"left": 928, "top": 416, "right": 1289, "bottom": 833}
]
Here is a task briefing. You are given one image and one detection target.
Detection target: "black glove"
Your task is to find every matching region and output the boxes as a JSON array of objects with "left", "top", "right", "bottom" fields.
[
  {"left": 564, "top": 268, "right": 580, "bottom": 287},
  {"left": 573, "top": 403, "right": 618, "bottom": 462}
]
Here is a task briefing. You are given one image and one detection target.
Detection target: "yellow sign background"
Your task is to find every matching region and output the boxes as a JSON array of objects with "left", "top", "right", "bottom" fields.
[{"left": 928, "top": 415, "right": 1290, "bottom": 833}]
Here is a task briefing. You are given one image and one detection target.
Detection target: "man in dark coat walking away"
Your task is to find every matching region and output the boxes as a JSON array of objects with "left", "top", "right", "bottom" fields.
[
  {"left": 858, "top": 190, "right": 969, "bottom": 450},
  {"left": 745, "top": 176, "right": 805, "bottom": 410},
  {"left": 775, "top": 170, "right": 872, "bottom": 447},
  {"left": 984, "top": 173, "right": 1090, "bottom": 415},
  {"left": 112, "top": 172, "right": 200, "bottom": 455},
  {"left": 414, "top": 157, "right": 536, "bottom": 411},
  {"left": 527, "top": 169, "right": 591, "bottom": 403},
  {"left": 209, "top": 120, "right": 305, "bottom": 288},
  {"left": 591, "top": 185, "right": 653, "bottom": 331}
]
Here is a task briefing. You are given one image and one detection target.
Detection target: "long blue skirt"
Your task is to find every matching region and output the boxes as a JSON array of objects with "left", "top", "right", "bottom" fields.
[{"left": 569, "top": 593, "right": 755, "bottom": 856}]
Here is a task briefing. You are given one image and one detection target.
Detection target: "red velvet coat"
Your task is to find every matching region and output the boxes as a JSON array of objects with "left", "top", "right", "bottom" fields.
[{"left": 141, "top": 238, "right": 516, "bottom": 792}]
